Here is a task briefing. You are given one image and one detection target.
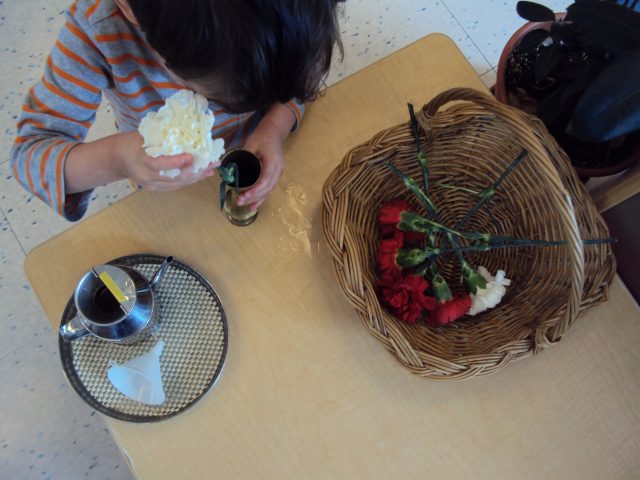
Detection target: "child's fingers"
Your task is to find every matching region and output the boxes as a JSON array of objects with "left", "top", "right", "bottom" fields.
[
  {"left": 238, "top": 161, "right": 283, "bottom": 205},
  {"left": 238, "top": 178, "right": 270, "bottom": 206},
  {"left": 141, "top": 180, "right": 175, "bottom": 192},
  {"left": 198, "top": 165, "right": 217, "bottom": 178},
  {"left": 144, "top": 153, "right": 193, "bottom": 172},
  {"left": 249, "top": 199, "right": 264, "bottom": 211}
]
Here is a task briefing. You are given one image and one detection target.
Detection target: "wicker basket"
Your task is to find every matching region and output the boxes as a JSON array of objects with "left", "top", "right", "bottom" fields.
[{"left": 322, "top": 88, "right": 615, "bottom": 380}]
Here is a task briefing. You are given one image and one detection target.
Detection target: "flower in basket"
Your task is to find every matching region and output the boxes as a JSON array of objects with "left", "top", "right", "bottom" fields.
[
  {"left": 376, "top": 203, "right": 437, "bottom": 323},
  {"left": 426, "top": 267, "right": 472, "bottom": 326},
  {"left": 377, "top": 230, "right": 405, "bottom": 282},
  {"left": 429, "top": 296, "right": 472, "bottom": 326},
  {"left": 373, "top": 103, "right": 613, "bottom": 329},
  {"left": 378, "top": 274, "right": 436, "bottom": 324},
  {"left": 468, "top": 267, "right": 511, "bottom": 316},
  {"left": 378, "top": 198, "right": 425, "bottom": 245},
  {"left": 138, "top": 90, "right": 226, "bottom": 178}
]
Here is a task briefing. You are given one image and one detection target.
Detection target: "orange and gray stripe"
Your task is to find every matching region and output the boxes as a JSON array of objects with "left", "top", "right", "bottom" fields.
[{"left": 10, "top": 0, "right": 305, "bottom": 221}]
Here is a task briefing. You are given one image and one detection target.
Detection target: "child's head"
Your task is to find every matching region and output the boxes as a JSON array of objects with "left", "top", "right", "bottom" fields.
[{"left": 125, "top": 0, "right": 344, "bottom": 113}]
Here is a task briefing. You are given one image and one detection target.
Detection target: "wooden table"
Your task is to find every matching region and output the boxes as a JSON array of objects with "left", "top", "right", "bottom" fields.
[{"left": 26, "top": 35, "right": 640, "bottom": 480}]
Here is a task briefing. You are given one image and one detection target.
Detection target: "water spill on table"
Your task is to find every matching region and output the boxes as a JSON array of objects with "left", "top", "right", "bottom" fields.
[{"left": 272, "top": 183, "right": 316, "bottom": 257}]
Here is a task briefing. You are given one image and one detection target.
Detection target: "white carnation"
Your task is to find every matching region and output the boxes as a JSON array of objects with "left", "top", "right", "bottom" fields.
[
  {"left": 468, "top": 267, "right": 512, "bottom": 316},
  {"left": 138, "top": 90, "right": 225, "bottom": 178}
]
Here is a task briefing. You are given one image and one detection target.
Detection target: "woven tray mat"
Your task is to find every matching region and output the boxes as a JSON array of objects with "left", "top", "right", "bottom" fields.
[{"left": 59, "top": 254, "right": 228, "bottom": 422}]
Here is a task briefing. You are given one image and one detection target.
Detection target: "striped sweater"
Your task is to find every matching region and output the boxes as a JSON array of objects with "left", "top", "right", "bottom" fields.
[{"left": 10, "top": 0, "right": 304, "bottom": 221}]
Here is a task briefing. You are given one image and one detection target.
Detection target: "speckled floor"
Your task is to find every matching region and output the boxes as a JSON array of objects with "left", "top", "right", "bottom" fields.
[{"left": 0, "top": 1, "right": 568, "bottom": 478}]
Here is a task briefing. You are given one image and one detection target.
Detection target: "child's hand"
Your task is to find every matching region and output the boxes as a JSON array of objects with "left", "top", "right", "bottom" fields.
[
  {"left": 239, "top": 124, "right": 285, "bottom": 210},
  {"left": 118, "top": 132, "right": 216, "bottom": 191},
  {"left": 237, "top": 103, "right": 298, "bottom": 209}
]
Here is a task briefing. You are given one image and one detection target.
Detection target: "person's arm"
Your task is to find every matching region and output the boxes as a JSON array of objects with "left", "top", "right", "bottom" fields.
[
  {"left": 10, "top": 2, "right": 208, "bottom": 221},
  {"left": 10, "top": 2, "right": 111, "bottom": 220},
  {"left": 239, "top": 101, "right": 301, "bottom": 209},
  {"left": 64, "top": 131, "right": 211, "bottom": 194},
  {"left": 283, "top": 98, "right": 305, "bottom": 131}
]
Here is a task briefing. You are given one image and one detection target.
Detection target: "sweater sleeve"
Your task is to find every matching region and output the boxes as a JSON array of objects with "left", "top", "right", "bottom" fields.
[
  {"left": 284, "top": 98, "right": 306, "bottom": 131},
  {"left": 10, "top": 1, "right": 110, "bottom": 221}
]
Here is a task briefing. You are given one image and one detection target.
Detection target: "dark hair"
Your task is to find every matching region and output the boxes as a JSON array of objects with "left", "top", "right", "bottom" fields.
[{"left": 129, "top": 0, "right": 344, "bottom": 113}]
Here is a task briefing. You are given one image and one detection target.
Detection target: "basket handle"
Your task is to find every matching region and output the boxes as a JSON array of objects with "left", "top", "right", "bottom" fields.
[
  {"left": 421, "top": 87, "right": 523, "bottom": 122},
  {"left": 419, "top": 88, "right": 585, "bottom": 344}
]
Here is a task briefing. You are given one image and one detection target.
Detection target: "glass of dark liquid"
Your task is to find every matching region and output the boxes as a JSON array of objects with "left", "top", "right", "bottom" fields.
[{"left": 220, "top": 149, "right": 262, "bottom": 226}]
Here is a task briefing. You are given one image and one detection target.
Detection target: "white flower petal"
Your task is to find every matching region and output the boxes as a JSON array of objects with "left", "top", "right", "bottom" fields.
[{"left": 469, "top": 267, "right": 511, "bottom": 316}]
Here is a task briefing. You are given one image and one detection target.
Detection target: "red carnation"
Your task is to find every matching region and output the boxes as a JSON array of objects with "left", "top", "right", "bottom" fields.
[
  {"left": 401, "top": 274, "right": 436, "bottom": 311},
  {"left": 377, "top": 230, "right": 404, "bottom": 282},
  {"left": 378, "top": 198, "right": 425, "bottom": 245},
  {"left": 427, "top": 295, "right": 472, "bottom": 326},
  {"left": 398, "top": 302, "right": 423, "bottom": 324},
  {"left": 379, "top": 198, "right": 412, "bottom": 238},
  {"left": 379, "top": 198, "right": 412, "bottom": 227},
  {"left": 379, "top": 274, "right": 436, "bottom": 324}
]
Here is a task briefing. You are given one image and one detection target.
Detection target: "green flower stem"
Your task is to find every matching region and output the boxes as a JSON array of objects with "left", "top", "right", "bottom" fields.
[
  {"left": 414, "top": 221, "right": 590, "bottom": 253},
  {"left": 398, "top": 239, "right": 567, "bottom": 269},
  {"left": 583, "top": 238, "right": 618, "bottom": 245},
  {"left": 429, "top": 265, "right": 453, "bottom": 301},
  {"left": 414, "top": 260, "right": 430, "bottom": 278},
  {"left": 408, "top": 103, "right": 429, "bottom": 195},
  {"left": 455, "top": 149, "right": 527, "bottom": 230},
  {"left": 461, "top": 260, "right": 487, "bottom": 293},
  {"left": 439, "top": 239, "right": 567, "bottom": 255},
  {"left": 445, "top": 232, "right": 466, "bottom": 265},
  {"left": 434, "top": 182, "right": 481, "bottom": 195},
  {"left": 475, "top": 235, "right": 616, "bottom": 248},
  {"left": 217, "top": 162, "right": 239, "bottom": 210},
  {"left": 396, "top": 248, "right": 434, "bottom": 268},
  {"left": 218, "top": 180, "right": 226, "bottom": 210},
  {"left": 399, "top": 211, "right": 471, "bottom": 239},
  {"left": 479, "top": 235, "right": 568, "bottom": 246},
  {"left": 386, "top": 163, "right": 438, "bottom": 216},
  {"left": 404, "top": 112, "right": 464, "bottom": 295}
]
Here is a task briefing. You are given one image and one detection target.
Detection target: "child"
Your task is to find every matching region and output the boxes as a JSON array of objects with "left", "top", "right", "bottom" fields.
[{"left": 10, "top": 0, "right": 343, "bottom": 220}]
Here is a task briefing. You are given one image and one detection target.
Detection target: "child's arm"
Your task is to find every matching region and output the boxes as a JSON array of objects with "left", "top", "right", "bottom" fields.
[
  {"left": 9, "top": 2, "right": 109, "bottom": 221},
  {"left": 64, "top": 132, "right": 213, "bottom": 194},
  {"left": 10, "top": 2, "right": 203, "bottom": 221},
  {"left": 239, "top": 101, "right": 302, "bottom": 209}
]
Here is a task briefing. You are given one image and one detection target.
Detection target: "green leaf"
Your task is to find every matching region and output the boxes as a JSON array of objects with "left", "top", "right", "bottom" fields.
[
  {"left": 568, "top": 48, "right": 640, "bottom": 142},
  {"left": 461, "top": 262, "right": 487, "bottom": 294},
  {"left": 219, "top": 164, "right": 236, "bottom": 185},
  {"left": 233, "top": 162, "right": 239, "bottom": 191},
  {"left": 535, "top": 42, "right": 561, "bottom": 82},
  {"left": 516, "top": 1, "right": 555, "bottom": 22},
  {"left": 429, "top": 270, "right": 453, "bottom": 301},
  {"left": 397, "top": 248, "right": 432, "bottom": 268},
  {"left": 398, "top": 211, "right": 437, "bottom": 233},
  {"left": 567, "top": 0, "right": 640, "bottom": 57},
  {"left": 518, "top": 28, "right": 551, "bottom": 51}
]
